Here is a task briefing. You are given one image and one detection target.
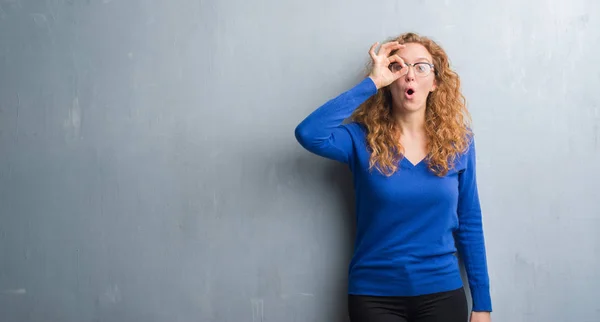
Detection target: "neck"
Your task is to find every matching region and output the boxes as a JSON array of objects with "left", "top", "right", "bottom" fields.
[{"left": 392, "top": 106, "right": 427, "bottom": 135}]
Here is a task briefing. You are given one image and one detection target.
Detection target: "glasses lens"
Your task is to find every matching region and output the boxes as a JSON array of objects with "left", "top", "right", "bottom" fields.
[
  {"left": 390, "top": 63, "right": 403, "bottom": 73},
  {"left": 389, "top": 63, "right": 432, "bottom": 76},
  {"left": 415, "top": 63, "right": 431, "bottom": 75}
]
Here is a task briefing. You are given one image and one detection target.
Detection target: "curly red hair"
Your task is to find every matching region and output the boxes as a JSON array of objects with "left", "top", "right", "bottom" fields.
[{"left": 351, "top": 32, "right": 473, "bottom": 177}]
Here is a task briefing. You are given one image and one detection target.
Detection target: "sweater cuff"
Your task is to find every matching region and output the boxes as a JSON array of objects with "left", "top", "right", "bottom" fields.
[
  {"left": 360, "top": 76, "right": 379, "bottom": 95},
  {"left": 470, "top": 285, "right": 492, "bottom": 312}
]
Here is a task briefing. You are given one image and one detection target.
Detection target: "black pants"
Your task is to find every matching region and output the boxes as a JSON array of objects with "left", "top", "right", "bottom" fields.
[{"left": 348, "top": 287, "right": 468, "bottom": 322}]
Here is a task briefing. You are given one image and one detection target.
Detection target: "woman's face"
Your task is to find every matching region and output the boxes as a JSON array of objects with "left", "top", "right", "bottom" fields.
[{"left": 388, "top": 43, "right": 437, "bottom": 113}]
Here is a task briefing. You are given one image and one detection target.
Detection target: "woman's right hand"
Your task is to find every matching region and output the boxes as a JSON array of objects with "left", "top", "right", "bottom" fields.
[{"left": 367, "top": 41, "right": 406, "bottom": 89}]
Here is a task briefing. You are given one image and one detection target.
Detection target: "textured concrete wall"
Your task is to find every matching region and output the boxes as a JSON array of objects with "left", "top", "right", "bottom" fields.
[{"left": 1, "top": 0, "right": 599, "bottom": 321}]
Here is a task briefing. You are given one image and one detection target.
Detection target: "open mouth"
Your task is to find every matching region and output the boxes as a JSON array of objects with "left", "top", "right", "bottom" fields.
[{"left": 405, "top": 88, "right": 415, "bottom": 99}]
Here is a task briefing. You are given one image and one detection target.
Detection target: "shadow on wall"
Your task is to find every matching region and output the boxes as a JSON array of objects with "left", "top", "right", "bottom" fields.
[{"left": 457, "top": 251, "right": 474, "bottom": 312}]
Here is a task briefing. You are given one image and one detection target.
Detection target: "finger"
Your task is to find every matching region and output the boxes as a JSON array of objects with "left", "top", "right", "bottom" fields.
[
  {"left": 377, "top": 41, "right": 397, "bottom": 57},
  {"left": 369, "top": 42, "right": 380, "bottom": 60},
  {"left": 389, "top": 43, "right": 406, "bottom": 56},
  {"left": 388, "top": 59, "right": 406, "bottom": 76},
  {"left": 388, "top": 54, "right": 406, "bottom": 68},
  {"left": 380, "top": 41, "right": 405, "bottom": 57}
]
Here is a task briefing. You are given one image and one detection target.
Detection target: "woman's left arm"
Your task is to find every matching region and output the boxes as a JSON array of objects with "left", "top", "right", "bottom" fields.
[{"left": 455, "top": 138, "right": 493, "bottom": 314}]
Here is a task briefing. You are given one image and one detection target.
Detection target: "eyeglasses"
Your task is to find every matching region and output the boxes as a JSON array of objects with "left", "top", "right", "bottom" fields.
[{"left": 389, "top": 62, "right": 435, "bottom": 77}]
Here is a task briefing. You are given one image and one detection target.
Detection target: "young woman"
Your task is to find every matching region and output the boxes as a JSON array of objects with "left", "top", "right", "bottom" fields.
[{"left": 294, "top": 32, "right": 493, "bottom": 322}]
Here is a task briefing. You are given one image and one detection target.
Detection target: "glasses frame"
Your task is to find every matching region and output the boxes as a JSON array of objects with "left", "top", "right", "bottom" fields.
[{"left": 389, "top": 62, "right": 435, "bottom": 77}]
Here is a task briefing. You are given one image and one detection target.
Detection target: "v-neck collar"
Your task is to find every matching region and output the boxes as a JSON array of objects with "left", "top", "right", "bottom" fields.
[{"left": 401, "top": 155, "right": 428, "bottom": 169}]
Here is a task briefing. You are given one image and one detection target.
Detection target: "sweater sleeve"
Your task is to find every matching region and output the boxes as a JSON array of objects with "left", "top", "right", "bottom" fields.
[
  {"left": 294, "top": 77, "right": 378, "bottom": 164},
  {"left": 455, "top": 139, "right": 493, "bottom": 312}
]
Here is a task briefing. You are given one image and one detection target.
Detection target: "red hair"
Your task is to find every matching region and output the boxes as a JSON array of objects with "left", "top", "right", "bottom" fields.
[{"left": 351, "top": 32, "right": 472, "bottom": 177}]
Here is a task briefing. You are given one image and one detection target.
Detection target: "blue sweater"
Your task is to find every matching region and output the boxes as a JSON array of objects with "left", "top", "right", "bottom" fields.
[{"left": 294, "top": 77, "right": 492, "bottom": 312}]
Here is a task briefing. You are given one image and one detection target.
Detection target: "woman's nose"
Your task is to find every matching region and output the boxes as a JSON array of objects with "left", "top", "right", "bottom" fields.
[{"left": 404, "top": 66, "right": 416, "bottom": 81}]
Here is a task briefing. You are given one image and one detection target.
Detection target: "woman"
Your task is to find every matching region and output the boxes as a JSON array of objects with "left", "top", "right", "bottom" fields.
[{"left": 294, "top": 32, "right": 492, "bottom": 322}]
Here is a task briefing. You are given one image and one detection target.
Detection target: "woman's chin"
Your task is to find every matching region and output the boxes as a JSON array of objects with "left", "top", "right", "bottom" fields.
[{"left": 395, "top": 99, "right": 426, "bottom": 113}]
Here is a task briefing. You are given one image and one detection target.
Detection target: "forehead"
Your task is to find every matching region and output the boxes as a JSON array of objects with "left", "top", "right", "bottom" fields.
[{"left": 396, "top": 43, "right": 433, "bottom": 62}]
